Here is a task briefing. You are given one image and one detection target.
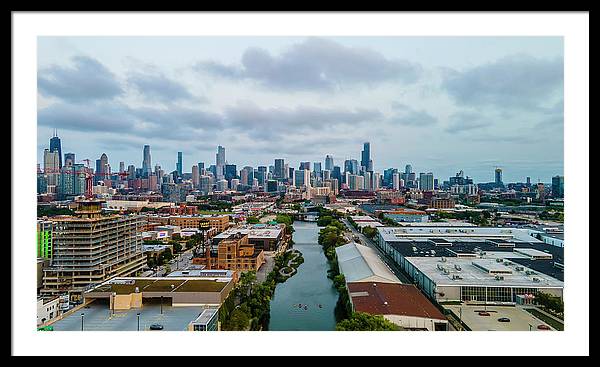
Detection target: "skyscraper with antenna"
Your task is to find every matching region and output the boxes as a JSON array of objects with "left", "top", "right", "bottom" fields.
[{"left": 49, "top": 129, "right": 62, "bottom": 169}]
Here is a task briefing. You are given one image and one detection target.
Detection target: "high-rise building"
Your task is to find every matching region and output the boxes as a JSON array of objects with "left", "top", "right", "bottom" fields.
[
  {"left": 200, "top": 175, "right": 211, "bottom": 195},
  {"left": 405, "top": 164, "right": 412, "bottom": 174},
  {"left": 552, "top": 175, "right": 564, "bottom": 198},
  {"left": 325, "top": 155, "right": 334, "bottom": 171},
  {"left": 392, "top": 172, "right": 400, "bottom": 190},
  {"left": 43, "top": 149, "right": 60, "bottom": 187},
  {"left": 526, "top": 177, "right": 531, "bottom": 186},
  {"left": 198, "top": 162, "right": 205, "bottom": 176},
  {"left": 64, "top": 153, "right": 75, "bottom": 167},
  {"left": 257, "top": 166, "right": 268, "bottom": 186},
  {"left": 142, "top": 145, "right": 152, "bottom": 177},
  {"left": 58, "top": 163, "right": 87, "bottom": 199},
  {"left": 495, "top": 168, "right": 503, "bottom": 185},
  {"left": 294, "top": 169, "right": 311, "bottom": 188},
  {"left": 361, "top": 142, "right": 371, "bottom": 172},
  {"left": 274, "top": 159, "right": 285, "bottom": 180},
  {"left": 216, "top": 179, "right": 228, "bottom": 192},
  {"left": 176, "top": 152, "right": 183, "bottom": 176},
  {"left": 373, "top": 172, "right": 381, "bottom": 191},
  {"left": 313, "top": 162, "right": 322, "bottom": 175},
  {"left": 41, "top": 201, "right": 146, "bottom": 301},
  {"left": 95, "top": 153, "right": 109, "bottom": 183},
  {"left": 344, "top": 159, "right": 359, "bottom": 175},
  {"left": 127, "top": 165, "right": 136, "bottom": 180},
  {"left": 49, "top": 130, "right": 63, "bottom": 169},
  {"left": 119, "top": 161, "right": 125, "bottom": 173},
  {"left": 349, "top": 174, "right": 365, "bottom": 190},
  {"left": 225, "top": 164, "right": 237, "bottom": 184},
  {"left": 192, "top": 165, "right": 200, "bottom": 188},
  {"left": 419, "top": 172, "right": 434, "bottom": 191},
  {"left": 266, "top": 179, "right": 278, "bottom": 193},
  {"left": 216, "top": 146, "right": 225, "bottom": 179}
]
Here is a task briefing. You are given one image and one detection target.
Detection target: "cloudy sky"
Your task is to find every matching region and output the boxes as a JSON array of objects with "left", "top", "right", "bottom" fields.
[{"left": 37, "top": 36, "right": 563, "bottom": 183}]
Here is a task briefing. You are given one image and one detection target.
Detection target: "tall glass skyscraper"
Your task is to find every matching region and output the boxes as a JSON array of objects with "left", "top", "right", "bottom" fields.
[
  {"left": 325, "top": 155, "right": 334, "bottom": 171},
  {"left": 49, "top": 130, "right": 62, "bottom": 169},
  {"left": 142, "top": 145, "right": 152, "bottom": 177},
  {"left": 361, "top": 142, "right": 372, "bottom": 172},
  {"left": 216, "top": 146, "right": 225, "bottom": 179},
  {"left": 176, "top": 152, "right": 183, "bottom": 176}
]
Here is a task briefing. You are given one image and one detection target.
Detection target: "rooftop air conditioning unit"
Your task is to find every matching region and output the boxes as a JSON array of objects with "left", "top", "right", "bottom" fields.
[
  {"left": 532, "top": 277, "right": 540, "bottom": 282},
  {"left": 495, "top": 275, "right": 504, "bottom": 281},
  {"left": 455, "top": 264, "right": 462, "bottom": 271},
  {"left": 441, "top": 257, "right": 446, "bottom": 262},
  {"left": 515, "top": 267, "right": 524, "bottom": 271}
]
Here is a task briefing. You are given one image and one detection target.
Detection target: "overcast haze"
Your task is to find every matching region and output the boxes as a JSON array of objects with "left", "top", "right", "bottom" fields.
[{"left": 37, "top": 36, "right": 564, "bottom": 183}]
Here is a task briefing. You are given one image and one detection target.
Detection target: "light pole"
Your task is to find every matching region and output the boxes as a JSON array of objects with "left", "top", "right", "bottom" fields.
[
  {"left": 529, "top": 323, "right": 533, "bottom": 331},
  {"left": 137, "top": 313, "right": 140, "bottom": 331},
  {"left": 81, "top": 313, "right": 84, "bottom": 331},
  {"left": 160, "top": 296, "right": 163, "bottom": 314}
]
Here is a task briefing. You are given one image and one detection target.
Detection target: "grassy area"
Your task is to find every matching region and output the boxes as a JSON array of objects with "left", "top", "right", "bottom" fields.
[{"left": 525, "top": 308, "right": 564, "bottom": 331}]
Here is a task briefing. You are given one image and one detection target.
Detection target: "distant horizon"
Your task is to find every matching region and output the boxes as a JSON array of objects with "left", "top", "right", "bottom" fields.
[{"left": 37, "top": 36, "right": 564, "bottom": 183}]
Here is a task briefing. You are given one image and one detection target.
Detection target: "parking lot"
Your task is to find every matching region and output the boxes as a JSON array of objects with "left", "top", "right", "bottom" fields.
[{"left": 444, "top": 304, "right": 555, "bottom": 331}]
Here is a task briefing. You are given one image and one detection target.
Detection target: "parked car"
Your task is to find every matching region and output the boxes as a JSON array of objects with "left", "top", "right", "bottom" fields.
[
  {"left": 537, "top": 324, "right": 551, "bottom": 330},
  {"left": 478, "top": 311, "right": 491, "bottom": 316},
  {"left": 497, "top": 317, "right": 511, "bottom": 322},
  {"left": 149, "top": 324, "right": 164, "bottom": 330}
]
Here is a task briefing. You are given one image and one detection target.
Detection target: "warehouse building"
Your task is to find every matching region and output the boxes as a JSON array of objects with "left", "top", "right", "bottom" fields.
[
  {"left": 404, "top": 256, "right": 563, "bottom": 304},
  {"left": 375, "top": 226, "right": 564, "bottom": 282},
  {"left": 335, "top": 242, "right": 401, "bottom": 284},
  {"left": 347, "top": 282, "right": 448, "bottom": 331}
]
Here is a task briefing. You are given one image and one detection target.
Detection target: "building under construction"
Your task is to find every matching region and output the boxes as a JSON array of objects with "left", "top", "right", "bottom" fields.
[{"left": 41, "top": 201, "right": 146, "bottom": 302}]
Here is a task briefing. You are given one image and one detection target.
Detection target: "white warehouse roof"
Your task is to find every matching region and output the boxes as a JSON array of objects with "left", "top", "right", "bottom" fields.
[{"left": 335, "top": 242, "right": 401, "bottom": 284}]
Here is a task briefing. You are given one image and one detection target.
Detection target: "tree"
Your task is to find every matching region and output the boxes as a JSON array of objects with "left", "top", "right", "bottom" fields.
[
  {"left": 247, "top": 216, "right": 260, "bottom": 224},
  {"left": 336, "top": 312, "right": 400, "bottom": 331},
  {"left": 226, "top": 307, "right": 250, "bottom": 330},
  {"left": 172, "top": 242, "right": 183, "bottom": 254},
  {"left": 362, "top": 226, "right": 378, "bottom": 239}
]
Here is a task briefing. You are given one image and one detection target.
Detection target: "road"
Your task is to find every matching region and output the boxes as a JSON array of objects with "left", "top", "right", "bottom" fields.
[{"left": 340, "top": 218, "right": 411, "bottom": 284}]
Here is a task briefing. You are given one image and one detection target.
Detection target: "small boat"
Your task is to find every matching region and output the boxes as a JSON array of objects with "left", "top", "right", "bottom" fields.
[
  {"left": 318, "top": 304, "right": 322, "bottom": 308},
  {"left": 304, "top": 306, "right": 308, "bottom": 310}
]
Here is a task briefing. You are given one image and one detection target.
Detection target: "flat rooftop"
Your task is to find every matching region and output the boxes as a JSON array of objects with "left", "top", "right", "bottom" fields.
[
  {"left": 348, "top": 282, "right": 446, "bottom": 321},
  {"left": 51, "top": 300, "right": 214, "bottom": 331},
  {"left": 444, "top": 304, "right": 558, "bottom": 331},
  {"left": 377, "top": 226, "right": 538, "bottom": 243},
  {"left": 336, "top": 242, "right": 401, "bottom": 284},
  {"left": 213, "top": 226, "right": 283, "bottom": 240},
  {"left": 87, "top": 277, "right": 230, "bottom": 295},
  {"left": 406, "top": 257, "right": 563, "bottom": 288}
]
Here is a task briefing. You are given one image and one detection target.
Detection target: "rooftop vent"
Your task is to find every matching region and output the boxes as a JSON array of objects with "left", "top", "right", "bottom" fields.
[
  {"left": 532, "top": 277, "right": 540, "bottom": 282},
  {"left": 495, "top": 275, "right": 504, "bottom": 281},
  {"left": 454, "top": 264, "right": 462, "bottom": 271},
  {"left": 383, "top": 301, "right": 388, "bottom": 305}
]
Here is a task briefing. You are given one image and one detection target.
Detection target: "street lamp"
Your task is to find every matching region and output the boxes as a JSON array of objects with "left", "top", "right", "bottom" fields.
[
  {"left": 160, "top": 296, "right": 163, "bottom": 314},
  {"left": 81, "top": 313, "right": 84, "bottom": 331},
  {"left": 137, "top": 313, "right": 140, "bottom": 331}
]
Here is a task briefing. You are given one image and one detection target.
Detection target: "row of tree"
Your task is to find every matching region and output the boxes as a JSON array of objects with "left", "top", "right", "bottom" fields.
[{"left": 535, "top": 291, "right": 564, "bottom": 316}]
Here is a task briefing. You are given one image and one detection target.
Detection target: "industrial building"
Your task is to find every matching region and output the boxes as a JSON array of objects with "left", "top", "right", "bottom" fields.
[
  {"left": 41, "top": 201, "right": 147, "bottom": 302},
  {"left": 375, "top": 226, "right": 564, "bottom": 278},
  {"left": 335, "top": 242, "right": 401, "bottom": 284},
  {"left": 404, "top": 257, "right": 563, "bottom": 303},
  {"left": 347, "top": 282, "right": 448, "bottom": 331}
]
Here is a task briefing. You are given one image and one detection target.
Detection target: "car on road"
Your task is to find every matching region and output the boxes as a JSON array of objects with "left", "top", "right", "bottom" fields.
[
  {"left": 537, "top": 324, "right": 551, "bottom": 330},
  {"left": 149, "top": 324, "right": 164, "bottom": 330},
  {"left": 497, "top": 317, "right": 511, "bottom": 322},
  {"left": 478, "top": 312, "right": 491, "bottom": 316}
]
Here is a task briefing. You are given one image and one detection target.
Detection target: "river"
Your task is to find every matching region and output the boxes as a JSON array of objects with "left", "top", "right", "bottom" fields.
[{"left": 268, "top": 221, "right": 338, "bottom": 331}]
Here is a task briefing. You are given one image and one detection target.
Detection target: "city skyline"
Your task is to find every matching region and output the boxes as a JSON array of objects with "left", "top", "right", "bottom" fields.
[{"left": 37, "top": 36, "right": 563, "bottom": 183}]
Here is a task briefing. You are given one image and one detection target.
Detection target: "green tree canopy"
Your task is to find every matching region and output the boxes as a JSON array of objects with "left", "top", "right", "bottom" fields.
[{"left": 336, "top": 312, "right": 400, "bottom": 331}]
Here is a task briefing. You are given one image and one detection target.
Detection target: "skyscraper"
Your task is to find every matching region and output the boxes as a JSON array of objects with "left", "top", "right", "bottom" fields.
[
  {"left": 176, "top": 152, "right": 183, "bottom": 176},
  {"left": 49, "top": 130, "right": 62, "bottom": 169},
  {"left": 43, "top": 149, "right": 60, "bottom": 186},
  {"left": 495, "top": 168, "right": 503, "bottom": 185},
  {"left": 192, "top": 165, "right": 200, "bottom": 188},
  {"left": 552, "top": 175, "right": 564, "bottom": 198},
  {"left": 119, "top": 161, "right": 125, "bottom": 173},
  {"left": 325, "top": 155, "right": 334, "bottom": 171},
  {"left": 95, "top": 153, "right": 109, "bottom": 183},
  {"left": 299, "top": 162, "right": 311, "bottom": 171},
  {"left": 198, "top": 162, "right": 205, "bottom": 176},
  {"left": 361, "top": 142, "right": 371, "bottom": 172},
  {"left": 142, "top": 145, "right": 152, "bottom": 177},
  {"left": 392, "top": 172, "right": 400, "bottom": 190},
  {"left": 216, "top": 146, "right": 225, "bottom": 179},
  {"left": 419, "top": 172, "right": 434, "bottom": 191},
  {"left": 274, "top": 159, "right": 285, "bottom": 180},
  {"left": 225, "top": 164, "right": 237, "bottom": 184}
]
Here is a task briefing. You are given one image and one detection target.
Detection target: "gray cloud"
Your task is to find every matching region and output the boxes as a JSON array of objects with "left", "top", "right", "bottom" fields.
[
  {"left": 443, "top": 54, "right": 563, "bottom": 109},
  {"left": 195, "top": 37, "right": 422, "bottom": 91},
  {"left": 38, "top": 55, "right": 124, "bottom": 102},
  {"left": 445, "top": 111, "right": 488, "bottom": 133},
  {"left": 38, "top": 101, "right": 222, "bottom": 142},
  {"left": 389, "top": 103, "right": 437, "bottom": 127},
  {"left": 223, "top": 101, "right": 383, "bottom": 139},
  {"left": 127, "top": 71, "right": 202, "bottom": 103}
]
